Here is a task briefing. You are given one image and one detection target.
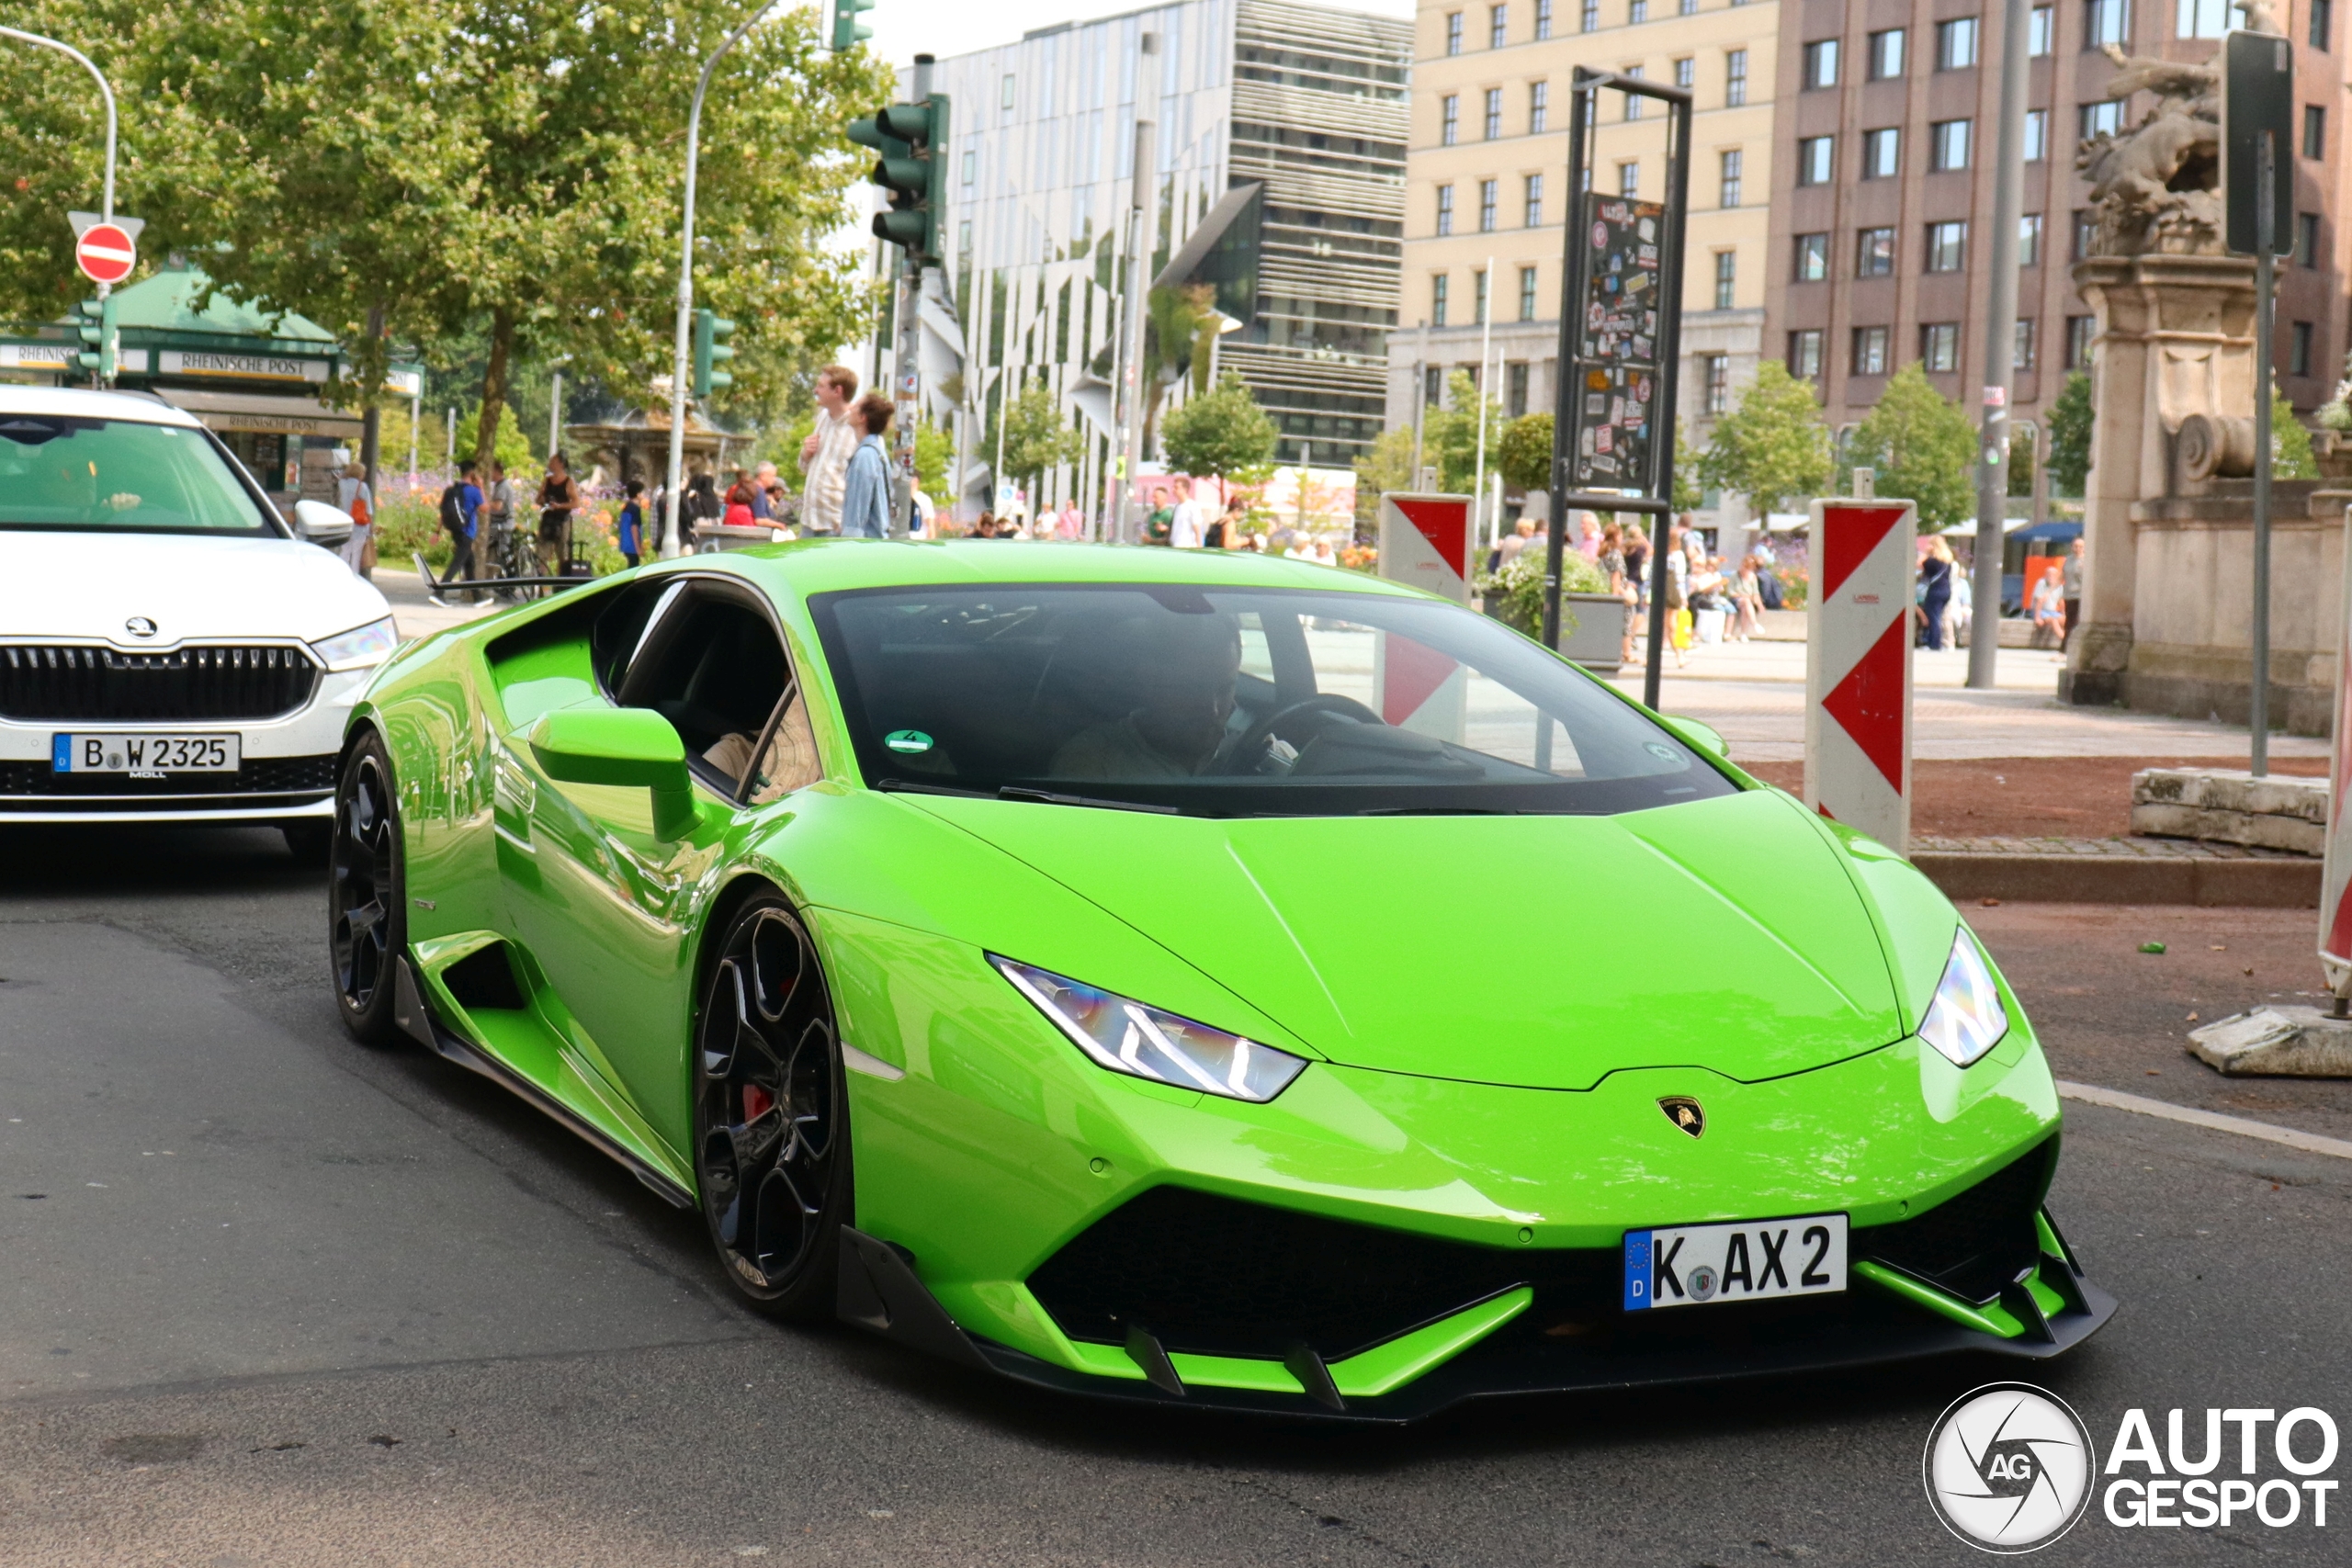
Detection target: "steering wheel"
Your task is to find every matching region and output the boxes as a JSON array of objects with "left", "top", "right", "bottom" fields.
[{"left": 1219, "top": 693, "right": 1383, "bottom": 774}]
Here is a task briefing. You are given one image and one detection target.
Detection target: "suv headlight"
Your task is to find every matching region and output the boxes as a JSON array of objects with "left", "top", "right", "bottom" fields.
[
  {"left": 1917, "top": 929, "right": 2009, "bottom": 1068},
  {"left": 311, "top": 615, "right": 399, "bottom": 671},
  {"left": 990, "top": 955, "right": 1308, "bottom": 1102}
]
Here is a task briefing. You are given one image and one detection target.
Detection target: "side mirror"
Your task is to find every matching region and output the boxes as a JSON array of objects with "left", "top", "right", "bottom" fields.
[
  {"left": 528, "top": 707, "right": 700, "bottom": 840},
  {"left": 293, "top": 498, "right": 353, "bottom": 547},
  {"left": 1658, "top": 714, "right": 1731, "bottom": 760}
]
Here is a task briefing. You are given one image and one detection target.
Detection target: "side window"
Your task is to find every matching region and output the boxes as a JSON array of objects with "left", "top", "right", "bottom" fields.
[{"left": 617, "top": 586, "right": 791, "bottom": 795}]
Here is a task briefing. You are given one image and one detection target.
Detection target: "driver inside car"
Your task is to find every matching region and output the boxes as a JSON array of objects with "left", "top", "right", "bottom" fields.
[{"left": 1049, "top": 611, "right": 1245, "bottom": 781}]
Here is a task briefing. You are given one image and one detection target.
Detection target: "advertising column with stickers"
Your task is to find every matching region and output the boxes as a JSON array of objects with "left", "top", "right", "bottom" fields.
[{"left": 1566, "top": 199, "right": 1664, "bottom": 493}]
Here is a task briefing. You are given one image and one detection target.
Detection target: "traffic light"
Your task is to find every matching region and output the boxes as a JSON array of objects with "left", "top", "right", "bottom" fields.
[
  {"left": 849, "top": 94, "right": 951, "bottom": 264},
  {"left": 74, "top": 296, "right": 118, "bottom": 380},
  {"left": 829, "top": 0, "right": 875, "bottom": 51},
  {"left": 692, "top": 308, "right": 735, "bottom": 399}
]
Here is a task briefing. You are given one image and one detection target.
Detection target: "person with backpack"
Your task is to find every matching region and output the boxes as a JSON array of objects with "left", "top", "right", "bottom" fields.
[{"left": 433, "top": 460, "right": 483, "bottom": 604}]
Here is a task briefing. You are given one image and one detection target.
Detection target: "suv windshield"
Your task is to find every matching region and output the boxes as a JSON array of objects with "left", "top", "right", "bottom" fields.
[
  {"left": 809, "top": 583, "right": 1740, "bottom": 817},
  {"left": 0, "top": 414, "right": 273, "bottom": 534}
]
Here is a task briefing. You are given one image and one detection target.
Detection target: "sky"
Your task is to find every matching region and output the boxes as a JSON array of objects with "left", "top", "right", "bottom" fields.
[{"left": 863, "top": 0, "right": 1414, "bottom": 75}]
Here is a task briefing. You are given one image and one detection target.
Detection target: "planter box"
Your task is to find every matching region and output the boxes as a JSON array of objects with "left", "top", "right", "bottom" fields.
[{"left": 1557, "top": 591, "right": 1628, "bottom": 671}]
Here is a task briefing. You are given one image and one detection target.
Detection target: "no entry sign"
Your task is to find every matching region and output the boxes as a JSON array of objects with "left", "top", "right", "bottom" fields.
[
  {"left": 75, "top": 222, "right": 136, "bottom": 285},
  {"left": 1804, "top": 498, "right": 1917, "bottom": 854}
]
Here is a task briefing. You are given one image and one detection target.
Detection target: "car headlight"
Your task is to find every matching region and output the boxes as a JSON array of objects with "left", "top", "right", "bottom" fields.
[
  {"left": 1917, "top": 929, "right": 2009, "bottom": 1068},
  {"left": 311, "top": 615, "right": 399, "bottom": 671},
  {"left": 990, "top": 955, "right": 1308, "bottom": 1102}
]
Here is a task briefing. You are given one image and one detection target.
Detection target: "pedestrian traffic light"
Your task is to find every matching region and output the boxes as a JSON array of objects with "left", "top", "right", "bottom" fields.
[
  {"left": 692, "top": 308, "right": 735, "bottom": 399},
  {"left": 73, "top": 295, "right": 117, "bottom": 380},
  {"left": 830, "top": 0, "right": 876, "bottom": 52},
  {"left": 849, "top": 94, "right": 951, "bottom": 264}
]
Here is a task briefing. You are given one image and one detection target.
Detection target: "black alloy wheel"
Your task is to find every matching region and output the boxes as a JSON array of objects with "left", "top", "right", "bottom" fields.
[
  {"left": 694, "top": 895, "right": 850, "bottom": 1319},
  {"left": 330, "top": 733, "right": 407, "bottom": 1046}
]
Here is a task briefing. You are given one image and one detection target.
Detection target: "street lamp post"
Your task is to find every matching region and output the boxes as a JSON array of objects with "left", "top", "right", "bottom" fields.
[
  {"left": 3, "top": 26, "right": 120, "bottom": 381},
  {"left": 664, "top": 1, "right": 785, "bottom": 559},
  {"left": 1965, "top": 0, "right": 2032, "bottom": 689},
  {"left": 1114, "top": 32, "right": 1161, "bottom": 545}
]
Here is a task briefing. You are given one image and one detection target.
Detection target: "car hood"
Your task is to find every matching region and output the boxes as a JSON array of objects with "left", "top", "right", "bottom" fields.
[
  {"left": 903, "top": 787, "right": 1905, "bottom": 1091},
  {"left": 0, "top": 530, "right": 390, "bottom": 647}
]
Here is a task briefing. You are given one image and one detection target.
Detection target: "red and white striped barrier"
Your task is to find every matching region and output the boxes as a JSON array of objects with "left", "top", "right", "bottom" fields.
[
  {"left": 2321, "top": 513, "right": 2352, "bottom": 997},
  {"left": 1804, "top": 498, "right": 1917, "bottom": 854},
  {"left": 1375, "top": 492, "right": 1476, "bottom": 740}
]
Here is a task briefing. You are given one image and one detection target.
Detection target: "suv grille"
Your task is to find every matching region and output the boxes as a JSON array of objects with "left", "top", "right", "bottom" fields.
[{"left": 0, "top": 644, "right": 319, "bottom": 722}]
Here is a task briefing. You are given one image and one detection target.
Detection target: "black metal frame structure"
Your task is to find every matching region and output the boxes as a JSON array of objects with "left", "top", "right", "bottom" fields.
[{"left": 1543, "top": 67, "right": 1693, "bottom": 711}]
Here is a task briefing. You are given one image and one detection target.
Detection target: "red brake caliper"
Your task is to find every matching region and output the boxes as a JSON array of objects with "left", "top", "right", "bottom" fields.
[{"left": 742, "top": 1084, "right": 775, "bottom": 1122}]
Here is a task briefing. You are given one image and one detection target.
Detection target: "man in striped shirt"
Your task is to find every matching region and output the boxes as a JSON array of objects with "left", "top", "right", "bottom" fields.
[{"left": 797, "top": 366, "right": 861, "bottom": 536}]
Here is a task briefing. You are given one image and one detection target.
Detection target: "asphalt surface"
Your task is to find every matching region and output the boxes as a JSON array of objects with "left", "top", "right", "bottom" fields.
[{"left": 3, "top": 825, "right": 2348, "bottom": 1566}]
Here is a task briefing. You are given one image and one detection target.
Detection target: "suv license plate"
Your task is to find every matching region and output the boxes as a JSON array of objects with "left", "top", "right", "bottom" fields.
[
  {"left": 1623, "top": 1213, "right": 1848, "bottom": 1311},
  {"left": 51, "top": 733, "right": 242, "bottom": 775}
]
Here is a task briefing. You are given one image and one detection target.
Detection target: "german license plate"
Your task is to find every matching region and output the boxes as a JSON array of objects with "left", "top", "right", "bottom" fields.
[
  {"left": 1623, "top": 1213, "right": 1848, "bottom": 1311},
  {"left": 51, "top": 733, "right": 241, "bottom": 775}
]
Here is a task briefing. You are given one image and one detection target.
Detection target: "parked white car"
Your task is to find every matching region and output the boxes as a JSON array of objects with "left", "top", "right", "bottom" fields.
[{"left": 0, "top": 387, "right": 395, "bottom": 855}]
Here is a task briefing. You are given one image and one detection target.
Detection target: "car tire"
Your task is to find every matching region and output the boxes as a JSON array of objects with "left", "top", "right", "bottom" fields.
[
  {"left": 282, "top": 820, "right": 333, "bottom": 863},
  {"left": 693, "top": 892, "right": 852, "bottom": 1321},
  {"left": 329, "top": 731, "right": 408, "bottom": 1048}
]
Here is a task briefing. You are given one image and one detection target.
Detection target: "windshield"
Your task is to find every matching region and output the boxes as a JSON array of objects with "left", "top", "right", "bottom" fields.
[
  {"left": 0, "top": 415, "right": 274, "bottom": 534},
  {"left": 809, "top": 583, "right": 1741, "bottom": 817}
]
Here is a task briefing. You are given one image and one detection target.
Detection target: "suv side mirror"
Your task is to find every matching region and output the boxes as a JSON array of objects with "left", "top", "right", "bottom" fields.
[
  {"left": 528, "top": 707, "right": 700, "bottom": 840},
  {"left": 293, "top": 498, "right": 353, "bottom": 547},
  {"left": 1658, "top": 714, "right": 1731, "bottom": 760}
]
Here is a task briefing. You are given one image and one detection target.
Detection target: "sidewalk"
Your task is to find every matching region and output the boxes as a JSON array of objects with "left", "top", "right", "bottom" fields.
[{"left": 374, "top": 554, "right": 513, "bottom": 644}]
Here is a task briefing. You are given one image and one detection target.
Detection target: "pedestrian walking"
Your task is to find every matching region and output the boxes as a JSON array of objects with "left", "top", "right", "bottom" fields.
[
  {"left": 1917, "top": 535, "right": 1955, "bottom": 651},
  {"left": 1205, "top": 499, "right": 1245, "bottom": 549},
  {"left": 1142, "top": 486, "right": 1174, "bottom": 546},
  {"left": 1576, "top": 512, "right": 1604, "bottom": 561},
  {"left": 433, "top": 459, "right": 483, "bottom": 604},
  {"left": 536, "top": 452, "right": 582, "bottom": 575},
  {"left": 616, "top": 479, "right": 647, "bottom": 569},
  {"left": 798, "top": 366, "right": 860, "bottom": 536},
  {"left": 1169, "top": 479, "right": 1204, "bottom": 548},
  {"left": 1600, "top": 523, "right": 1637, "bottom": 666},
  {"left": 335, "top": 457, "right": 374, "bottom": 575},
  {"left": 838, "top": 392, "right": 895, "bottom": 539},
  {"left": 1057, "top": 501, "right": 1085, "bottom": 539}
]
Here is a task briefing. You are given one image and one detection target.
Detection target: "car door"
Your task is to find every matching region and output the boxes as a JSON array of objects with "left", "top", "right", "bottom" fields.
[{"left": 500, "top": 574, "right": 818, "bottom": 1149}]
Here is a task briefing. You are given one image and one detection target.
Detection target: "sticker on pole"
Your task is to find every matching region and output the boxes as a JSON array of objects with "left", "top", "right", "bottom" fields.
[{"left": 75, "top": 222, "right": 137, "bottom": 286}]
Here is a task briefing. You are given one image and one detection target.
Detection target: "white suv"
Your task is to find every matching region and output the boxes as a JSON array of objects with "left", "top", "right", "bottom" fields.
[{"left": 0, "top": 387, "right": 395, "bottom": 855}]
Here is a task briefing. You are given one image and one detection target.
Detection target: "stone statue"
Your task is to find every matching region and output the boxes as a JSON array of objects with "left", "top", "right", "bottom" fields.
[{"left": 2076, "top": 46, "right": 2222, "bottom": 256}]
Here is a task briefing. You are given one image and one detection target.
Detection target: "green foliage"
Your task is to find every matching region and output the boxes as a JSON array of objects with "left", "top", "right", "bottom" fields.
[
  {"left": 1671, "top": 422, "right": 1702, "bottom": 513},
  {"left": 456, "top": 403, "right": 537, "bottom": 477},
  {"left": 1421, "top": 371, "right": 1505, "bottom": 495},
  {"left": 1351, "top": 425, "right": 1416, "bottom": 534},
  {"left": 1843, "top": 363, "right": 1979, "bottom": 529},
  {"left": 914, "top": 422, "right": 954, "bottom": 497},
  {"left": 2273, "top": 391, "right": 2318, "bottom": 479},
  {"left": 2045, "top": 372, "right": 2094, "bottom": 498},
  {"left": 1475, "top": 545, "right": 1608, "bottom": 637},
  {"left": 1498, "top": 413, "right": 1552, "bottom": 493},
  {"left": 2007, "top": 426, "right": 2036, "bottom": 498},
  {"left": 1159, "top": 371, "right": 1279, "bottom": 479},
  {"left": 989, "top": 380, "right": 1082, "bottom": 495},
  {"left": 1692, "top": 361, "right": 1832, "bottom": 514}
]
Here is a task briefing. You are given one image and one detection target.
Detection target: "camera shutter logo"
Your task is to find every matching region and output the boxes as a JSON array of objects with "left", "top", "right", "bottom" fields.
[{"left": 1923, "top": 1382, "right": 2097, "bottom": 1552}]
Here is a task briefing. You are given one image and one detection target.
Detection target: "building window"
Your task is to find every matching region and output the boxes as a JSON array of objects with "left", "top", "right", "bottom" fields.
[
  {"left": 1720, "top": 149, "right": 1744, "bottom": 207},
  {"left": 2066, "top": 315, "right": 2096, "bottom": 367},
  {"left": 1624, "top": 63, "right": 1645, "bottom": 118},
  {"left": 1790, "top": 330, "right": 1825, "bottom": 378},
  {"left": 956, "top": 219, "right": 972, "bottom": 255},
  {"left": 1490, "top": 4, "right": 1509, "bottom": 48},
  {"left": 1531, "top": 80, "right": 1549, "bottom": 132},
  {"left": 1804, "top": 39, "right": 1840, "bottom": 88},
  {"left": 1680, "top": 0, "right": 1697, "bottom": 12},
  {"left": 2020, "top": 213, "right": 2044, "bottom": 267},
  {"left": 1581, "top": 0, "right": 1600, "bottom": 31},
  {"left": 1432, "top": 274, "right": 1451, "bottom": 327},
  {"left": 1507, "top": 360, "right": 1532, "bottom": 417},
  {"left": 1921, "top": 322, "right": 1960, "bottom": 373},
  {"left": 1425, "top": 365, "right": 1444, "bottom": 407},
  {"left": 1446, "top": 11, "right": 1464, "bottom": 53},
  {"left": 1436, "top": 185, "right": 1455, "bottom": 235},
  {"left": 1675, "top": 56, "right": 1695, "bottom": 89},
  {"left": 1861, "top": 129, "right": 1900, "bottom": 179},
  {"left": 1468, "top": 269, "right": 1487, "bottom": 323},
  {"left": 1525, "top": 173, "right": 1545, "bottom": 226},
  {"left": 1442, "top": 95, "right": 1460, "bottom": 144},
  {"left": 1858, "top": 227, "right": 1896, "bottom": 276},
  {"left": 2299, "top": 211, "right": 2322, "bottom": 265},
  {"left": 1853, "top": 327, "right": 1891, "bottom": 376},
  {"left": 2015, "top": 318, "right": 2037, "bottom": 370},
  {"left": 1726, "top": 49, "right": 1748, "bottom": 105},
  {"left": 1797, "top": 135, "right": 1835, "bottom": 185},
  {"left": 1927, "top": 220, "right": 1968, "bottom": 272},
  {"left": 2306, "top": 105, "right": 2327, "bottom": 158},
  {"left": 961, "top": 150, "right": 978, "bottom": 187},
  {"left": 2177, "top": 0, "right": 2232, "bottom": 36},
  {"left": 2086, "top": 0, "right": 2129, "bottom": 49},
  {"left": 1702, "top": 354, "right": 1731, "bottom": 413},
  {"left": 2072, "top": 209, "right": 2097, "bottom": 259},
  {"left": 1630, "top": 0, "right": 1647, "bottom": 20},
  {"left": 1931, "top": 119, "right": 1972, "bottom": 171},
  {"left": 2023, "top": 109, "right": 2048, "bottom": 162},
  {"left": 1479, "top": 178, "right": 1499, "bottom": 231},
  {"left": 1795, "top": 231, "right": 1829, "bottom": 280},
  {"left": 1869, "top": 28, "right": 1905, "bottom": 77},
  {"left": 2030, "top": 6, "right": 2053, "bottom": 53},
  {"left": 2315, "top": 0, "right": 2333, "bottom": 50},
  {"left": 1486, "top": 87, "right": 1504, "bottom": 139},
  {"left": 2293, "top": 321, "right": 2316, "bottom": 376},
  {"left": 1536, "top": 0, "right": 1554, "bottom": 39},
  {"left": 1618, "top": 160, "right": 1640, "bottom": 197},
  {"left": 1713, "top": 250, "right": 1737, "bottom": 309},
  {"left": 1935, "top": 17, "right": 1979, "bottom": 70},
  {"left": 1520, "top": 265, "right": 1541, "bottom": 321},
  {"left": 2080, "top": 101, "right": 2125, "bottom": 141}
]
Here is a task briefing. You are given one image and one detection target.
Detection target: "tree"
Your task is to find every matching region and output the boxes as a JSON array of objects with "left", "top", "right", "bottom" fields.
[
  {"left": 1498, "top": 413, "right": 1551, "bottom": 492},
  {"left": 1143, "top": 282, "right": 1220, "bottom": 446},
  {"left": 1420, "top": 370, "right": 1504, "bottom": 495},
  {"left": 990, "top": 380, "right": 1082, "bottom": 498},
  {"left": 914, "top": 422, "right": 954, "bottom": 497},
  {"left": 2274, "top": 389, "right": 2319, "bottom": 480},
  {"left": 1692, "top": 361, "right": 1832, "bottom": 514},
  {"left": 1159, "top": 371, "right": 1278, "bottom": 479},
  {"left": 2046, "top": 371, "right": 2094, "bottom": 498},
  {"left": 1843, "top": 363, "right": 1978, "bottom": 528},
  {"left": 1351, "top": 425, "right": 1415, "bottom": 535}
]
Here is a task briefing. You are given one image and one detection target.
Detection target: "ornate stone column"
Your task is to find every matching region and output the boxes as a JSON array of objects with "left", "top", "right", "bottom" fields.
[{"left": 2062, "top": 254, "right": 2256, "bottom": 705}]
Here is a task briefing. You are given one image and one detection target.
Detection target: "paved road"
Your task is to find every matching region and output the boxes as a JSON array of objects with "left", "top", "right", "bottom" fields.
[{"left": 3, "top": 826, "right": 2347, "bottom": 1565}]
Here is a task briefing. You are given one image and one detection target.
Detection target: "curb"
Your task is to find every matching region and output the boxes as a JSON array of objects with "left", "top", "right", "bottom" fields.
[{"left": 1912, "top": 852, "right": 2321, "bottom": 908}]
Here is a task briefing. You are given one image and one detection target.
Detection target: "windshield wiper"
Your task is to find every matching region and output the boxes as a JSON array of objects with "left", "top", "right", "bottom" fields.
[
  {"left": 997, "top": 785, "right": 1182, "bottom": 816},
  {"left": 875, "top": 777, "right": 992, "bottom": 799},
  {"left": 1354, "top": 805, "right": 1523, "bottom": 816}
]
